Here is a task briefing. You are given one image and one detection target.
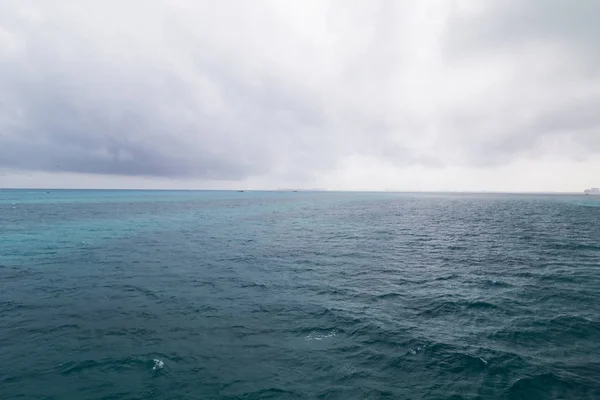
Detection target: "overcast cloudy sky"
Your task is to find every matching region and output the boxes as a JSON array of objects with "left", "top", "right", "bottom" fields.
[{"left": 1, "top": 0, "right": 599, "bottom": 191}]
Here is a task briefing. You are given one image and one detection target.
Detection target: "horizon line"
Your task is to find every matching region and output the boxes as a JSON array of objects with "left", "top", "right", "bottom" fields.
[{"left": 0, "top": 187, "right": 589, "bottom": 195}]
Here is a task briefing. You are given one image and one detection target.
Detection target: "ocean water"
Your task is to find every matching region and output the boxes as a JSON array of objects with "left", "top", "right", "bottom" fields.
[{"left": 1, "top": 190, "right": 600, "bottom": 399}]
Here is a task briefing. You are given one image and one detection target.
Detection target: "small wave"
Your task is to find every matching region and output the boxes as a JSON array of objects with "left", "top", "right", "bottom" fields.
[
  {"left": 469, "top": 300, "right": 499, "bottom": 309},
  {"left": 23, "top": 323, "right": 82, "bottom": 335},
  {"left": 240, "top": 281, "right": 268, "bottom": 289},
  {"left": 440, "top": 351, "right": 489, "bottom": 374},
  {"left": 314, "top": 287, "right": 351, "bottom": 296},
  {"left": 371, "top": 292, "right": 402, "bottom": 301},
  {"left": 483, "top": 279, "right": 512, "bottom": 288},
  {"left": 539, "top": 274, "right": 581, "bottom": 285},
  {"left": 59, "top": 357, "right": 150, "bottom": 375},
  {"left": 121, "top": 284, "right": 159, "bottom": 300},
  {"left": 490, "top": 316, "right": 600, "bottom": 350},
  {"left": 508, "top": 372, "right": 577, "bottom": 398},
  {"left": 545, "top": 242, "right": 600, "bottom": 252},
  {"left": 0, "top": 300, "right": 41, "bottom": 312},
  {"left": 420, "top": 299, "right": 500, "bottom": 317},
  {"left": 59, "top": 360, "right": 102, "bottom": 375},
  {"left": 398, "top": 342, "right": 490, "bottom": 374},
  {"left": 434, "top": 274, "right": 459, "bottom": 281},
  {"left": 317, "top": 387, "right": 395, "bottom": 399},
  {"left": 236, "top": 388, "right": 303, "bottom": 399},
  {"left": 548, "top": 315, "right": 600, "bottom": 338}
]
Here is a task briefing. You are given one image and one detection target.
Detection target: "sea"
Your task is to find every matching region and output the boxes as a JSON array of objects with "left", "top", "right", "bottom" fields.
[{"left": 1, "top": 190, "right": 599, "bottom": 399}]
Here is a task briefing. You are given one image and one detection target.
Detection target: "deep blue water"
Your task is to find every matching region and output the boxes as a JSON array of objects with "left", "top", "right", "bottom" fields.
[{"left": 1, "top": 190, "right": 600, "bottom": 399}]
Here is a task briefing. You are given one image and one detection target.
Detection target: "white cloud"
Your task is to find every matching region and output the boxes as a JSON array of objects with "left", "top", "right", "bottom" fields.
[{"left": 0, "top": 0, "right": 598, "bottom": 191}]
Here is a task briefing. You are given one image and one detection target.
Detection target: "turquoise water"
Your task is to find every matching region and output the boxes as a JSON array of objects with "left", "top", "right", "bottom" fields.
[{"left": 1, "top": 190, "right": 600, "bottom": 399}]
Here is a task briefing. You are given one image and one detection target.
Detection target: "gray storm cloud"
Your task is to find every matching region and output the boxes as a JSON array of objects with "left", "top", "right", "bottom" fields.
[{"left": 0, "top": 0, "right": 599, "bottom": 187}]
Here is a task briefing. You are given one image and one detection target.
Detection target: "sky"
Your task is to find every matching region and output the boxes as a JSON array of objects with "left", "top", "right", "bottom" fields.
[{"left": 1, "top": 0, "right": 599, "bottom": 192}]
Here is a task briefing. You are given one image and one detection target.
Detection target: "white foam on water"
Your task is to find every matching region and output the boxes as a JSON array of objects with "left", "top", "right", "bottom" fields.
[
  {"left": 409, "top": 344, "right": 427, "bottom": 355},
  {"left": 305, "top": 330, "right": 336, "bottom": 341},
  {"left": 153, "top": 359, "right": 164, "bottom": 370},
  {"left": 479, "top": 357, "right": 488, "bottom": 365}
]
